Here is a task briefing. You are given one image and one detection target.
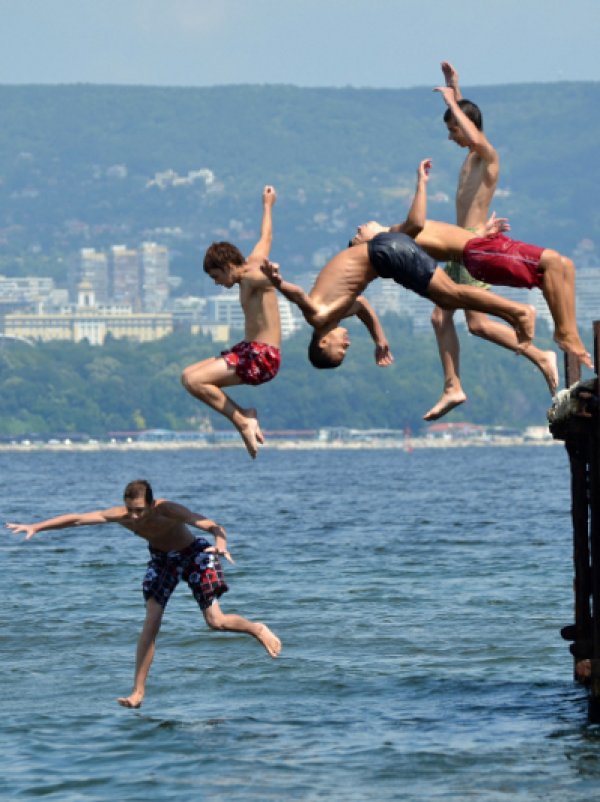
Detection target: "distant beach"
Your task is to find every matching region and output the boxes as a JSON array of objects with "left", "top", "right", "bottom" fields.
[{"left": 0, "top": 435, "right": 560, "bottom": 452}]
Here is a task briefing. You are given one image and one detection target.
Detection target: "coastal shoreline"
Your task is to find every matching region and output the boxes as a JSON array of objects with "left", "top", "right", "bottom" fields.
[{"left": 0, "top": 437, "right": 559, "bottom": 452}]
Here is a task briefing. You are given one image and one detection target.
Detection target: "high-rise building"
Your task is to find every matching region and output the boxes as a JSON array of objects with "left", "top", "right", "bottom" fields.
[
  {"left": 79, "top": 248, "right": 109, "bottom": 303},
  {"left": 141, "top": 242, "right": 170, "bottom": 311},
  {"left": 111, "top": 245, "right": 141, "bottom": 309}
]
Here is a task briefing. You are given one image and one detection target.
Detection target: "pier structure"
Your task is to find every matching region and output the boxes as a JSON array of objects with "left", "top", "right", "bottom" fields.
[{"left": 548, "top": 322, "right": 600, "bottom": 720}]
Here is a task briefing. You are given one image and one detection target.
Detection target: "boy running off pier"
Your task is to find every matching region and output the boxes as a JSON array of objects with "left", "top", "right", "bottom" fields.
[
  {"left": 181, "top": 185, "right": 280, "bottom": 458},
  {"left": 6, "top": 479, "right": 281, "bottom": 709},
  {"left": 262, "top": 162, "right": 535, "bottom": 370}
]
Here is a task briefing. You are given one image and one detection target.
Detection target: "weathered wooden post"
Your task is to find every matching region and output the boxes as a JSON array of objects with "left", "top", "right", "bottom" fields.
[{"left": 549, "top": 322, "right": 600, "bottom": 721}]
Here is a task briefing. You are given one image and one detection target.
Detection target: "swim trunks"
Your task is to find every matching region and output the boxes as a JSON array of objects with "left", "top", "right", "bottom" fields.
[
  {"left": 367, "top": 232, "right": 436, "bottom": 297},
  {"left": 462, "top": 234, "right": 545, "bottom": 289},
  {"left": 221, "top": 340, "right": 281, "bottom": 386},
  {"left": 444, "top": 258, "right": 490, "bottom": 289},
  {"left": 143, "top": 537, "right": 228, "bottom": 610},
  {"left": 444, "top": 227, "right": 489, "bottom": 289}
]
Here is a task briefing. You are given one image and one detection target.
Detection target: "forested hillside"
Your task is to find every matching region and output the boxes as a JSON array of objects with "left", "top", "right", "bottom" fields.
[
  {"left": 1, "top": 82, "right": 599, "bottom": 292},
  {"left": 0, "top": 316, "right": 559, "bottom": 436}
]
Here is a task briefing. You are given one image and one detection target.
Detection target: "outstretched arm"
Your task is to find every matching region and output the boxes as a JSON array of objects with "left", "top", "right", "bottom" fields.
[
  {"left": 155, "top": 501, "right": 233, "bottom": 562},
  {"left": 347, "top": 296, "right": 394, "bottom": 366},
  {"left": 441, "top": 61, "right": 462, "bottom": 101},
  {"left": 248, "top": 185, "right": 277, "bottom": 261},
  {"left": 5, "top": 508, "right": 120, "bottom": 541},
  {"left": 390, "top": 158, "right": 431, "bottom": 238},
  {"left": 261, "top": 260, "right": 322, "bottom": 325}
]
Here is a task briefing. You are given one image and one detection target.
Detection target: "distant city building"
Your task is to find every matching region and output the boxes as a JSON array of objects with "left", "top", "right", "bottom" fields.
[
  {"left": 79, "top": 248, "right": 109, "bottom": 303},
  {"left": 111, "top": 245, "right": 141, "bottom": 309},
  {"left": 205, "top": 291, "right": 246, "bottom": 330},
  {"left": 4, "top": 282, "right": 172, "bottom": 345},
  {"left": 0, "top": 275, "right": 56, "bottom": 308},
  {"left": 204, "top": 290, "right": 301, "bottom": 339},
  {"left": 141, "top": 241, "right": 170, "bottom": 311}
]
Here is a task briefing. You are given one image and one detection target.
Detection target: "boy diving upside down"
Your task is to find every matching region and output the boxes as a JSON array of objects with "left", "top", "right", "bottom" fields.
[
  {"left": 261, "top": 160, "right": 536, "bottom": 370},
  {"left": 352, "top": 160, "right": 592, "bottom": 371}
]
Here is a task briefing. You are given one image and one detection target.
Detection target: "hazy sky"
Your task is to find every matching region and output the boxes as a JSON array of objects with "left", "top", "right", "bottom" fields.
[{"left": 1, "top": 0, "right": 599, "bottom": 88}]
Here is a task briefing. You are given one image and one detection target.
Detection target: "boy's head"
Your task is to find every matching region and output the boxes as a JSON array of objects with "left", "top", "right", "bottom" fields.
[
  {"left": 444, "top": 99, "right": 483, "bottom": 147},
  {"left": 123, "top": 479, "right": 154, "bottom": 519},
  {"left": 349, "top": 220, "right": 387, "bottom": 247},
  {"left": 308, "top": 327, "right": 351, "bottom": 369},
  {"left": 203, "top": 242, "right": 245, "bottom": 287}
]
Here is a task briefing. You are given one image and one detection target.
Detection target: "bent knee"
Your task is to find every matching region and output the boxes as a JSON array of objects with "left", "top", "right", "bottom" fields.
[
  {"left": 430, "top": 305, "right": 451, "bottom": 330},
  {"left": 466, "top": 318, "right": 489, "bottom": 337},
  {"left": 561, "top": 256, "right": 575, "bottom": 276},
  {"left": 180, "top": 367, "right": 192, "bottom": 389}
]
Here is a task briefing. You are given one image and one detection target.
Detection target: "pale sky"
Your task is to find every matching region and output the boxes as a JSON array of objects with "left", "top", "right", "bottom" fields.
[{"left": 0, "top": 0, "right": 599, "bottom": 88}]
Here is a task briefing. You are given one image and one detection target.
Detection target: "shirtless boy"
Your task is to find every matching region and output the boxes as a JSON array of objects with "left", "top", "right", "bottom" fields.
[
  {"left": 6, "top": 479, "right": 281, "bottom": 709},
  {"left": 426, "top": 61, "right": 558, "bottom": 420},
  {"left": 352, "top": 160, "right": 592, "bottom": 371},
  {"left": 181, "top": 185, "right": 280, "bottom": 458},
  {"left": 262, "top": 162, "right": 535, "bottom": 369}
]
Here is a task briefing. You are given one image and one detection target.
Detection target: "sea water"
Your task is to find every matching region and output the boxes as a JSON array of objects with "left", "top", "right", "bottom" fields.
[{"left": 1, "top": 445, "right": 599, "bottom": 801}]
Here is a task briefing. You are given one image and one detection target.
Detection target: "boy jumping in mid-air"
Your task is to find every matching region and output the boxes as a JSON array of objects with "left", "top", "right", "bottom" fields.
[
  {"left": 352, "top": 161, "right": 592, "bottom": 371},
  {"left": 6, "top": 479, "right": 281, "bottom": 709},
  {"left": 425, "top": 61, "right": 558, "bottom": 420},
  {"left": 261, "top": 161, "right": 536, "bottom": 370},
  {"left": 181, "top": 185, "right": 280, "bottom": 458}
]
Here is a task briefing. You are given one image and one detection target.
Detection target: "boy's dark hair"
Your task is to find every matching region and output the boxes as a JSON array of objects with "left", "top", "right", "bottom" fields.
[
  {"left": 443, "top": 98, "right": 483, "bottom": 131},
  {"left": 203, "top": 242, "right": 245, "bottom": 274},
  {"left": 308, "top": 331, "right": 342, "bottom": 370},
  {"left": 124, "top": 479, "right": 153, "bottom": 504}
]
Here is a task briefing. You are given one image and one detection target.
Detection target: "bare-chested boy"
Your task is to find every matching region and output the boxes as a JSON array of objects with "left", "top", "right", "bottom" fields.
[
  {"left": 262, "top": 161, "right": 535, "bottom": 369},
  {"left": 352, "top": 160, "right": 592, "bottom": 371},
  {"left": 426, "top": 62, "right": 558, "bottom": 420},
  {"left": 5, "top": 479, "right": 281, "bottom": 709},
  {"left": 181, "top": 185, "right": 280, "bottom": 458}
]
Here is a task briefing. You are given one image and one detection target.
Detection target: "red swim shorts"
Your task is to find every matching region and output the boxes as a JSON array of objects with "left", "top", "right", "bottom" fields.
[
  {"left": 221, "top": 340, "right": 281, "bottom": 386},
  {"left": 462, "top": 234, "right": 545, "bottom": 290}
]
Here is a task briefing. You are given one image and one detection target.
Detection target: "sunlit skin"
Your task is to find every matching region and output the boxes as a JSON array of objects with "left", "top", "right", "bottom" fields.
[
  {"left": 262, "top": 161, "right": 537, "bottom": 375},
  {"left": 181, "top": 185, "right": 280, "bottom": 459},
  {"left": 420, "top": 66, "right": 562, "bottom": 420},
  {"left": 351, "top": 154, "right": 591, "bottom": 372},
  {"left": 5, "top": 485, "right": 282, "bottom": 709},
  {"left": 318, "top": 326, "right": 351, "bottom": 365}
]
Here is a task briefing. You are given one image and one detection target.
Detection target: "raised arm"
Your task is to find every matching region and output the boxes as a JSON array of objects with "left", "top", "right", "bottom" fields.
[
  {"left": 5, "top": 508, "right": 121, "bottom": 541},
  {"left": 154, "top": 500, "right": 233, "bottom": 562},
  {"left": 390, "top": 159, "right": 431, "bottom": 238},
  {"left": 347, "top": 296, "right": 394, "bottom": 366},
  {"left": 433, "top": 85, "right": 497, "bottom": 165},
  {"left": 248, "top": 185, "right": 277, "bottom": 261},
  {"left": 441, "top": 60, "right": 462, "bottom": 101}
]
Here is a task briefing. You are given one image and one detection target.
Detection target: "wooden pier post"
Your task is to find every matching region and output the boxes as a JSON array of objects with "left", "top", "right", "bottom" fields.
[{"left": 550, "top": 322, "right": 600, "bottom": 721}]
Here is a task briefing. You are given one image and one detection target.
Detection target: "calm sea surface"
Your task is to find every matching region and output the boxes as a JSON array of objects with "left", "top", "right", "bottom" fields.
[{"left": 1, "top": 445, "right": 599, "bottom": 801}]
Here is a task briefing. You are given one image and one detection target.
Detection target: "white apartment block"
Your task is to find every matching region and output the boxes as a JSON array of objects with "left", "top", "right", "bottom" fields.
[{"left": 141, "top": 242, "right": 170, "bottom": 311}]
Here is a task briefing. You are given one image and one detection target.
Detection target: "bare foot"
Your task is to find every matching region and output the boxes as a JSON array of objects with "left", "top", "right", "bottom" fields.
[
  {"left": 553, "top": 333, "right": 593, "bottom": 370},
  {"left": 255, "top": 623, "right": 282, "bottom": 657},
  {"left": 244, "top": 408, "right": 265, "bottom": 444},
  {"left": 236, "top": 415, "right": 262, "bottom": 459},
  {"left": 513, "top": 304, "right": 536, "bottom": 350},
  {"left": 537, "top": 350, "right": 559, "bottom": 395},
  {"left": 423, "top": 390, "right": 467, "bottom": 421},
  {"left": 117, "top": 690, "right": 144, "bottom": 708}
]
